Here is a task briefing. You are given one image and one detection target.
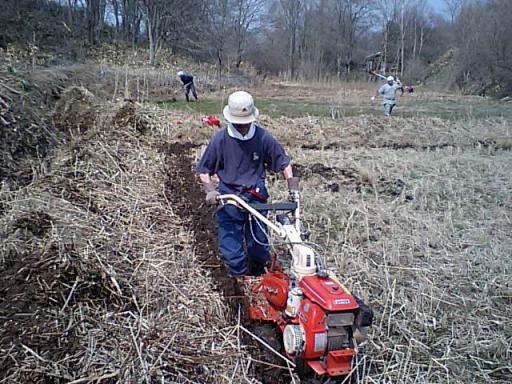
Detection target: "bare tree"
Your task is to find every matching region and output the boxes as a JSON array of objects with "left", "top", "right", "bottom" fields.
[
  {"left": 123, "top": 0, "right": 143, "bottom": 45},
  {"left": 333, "top": 0, "right": 372, "bottom": 76},
  {"left": 280, "top": 0, "right": 302, "bottom": 79},
  {"left": 409, "top": 0, "right": 428, "bottom": 62},
  {"left": 110, "top": 0, "right": 120, "bottom": 36},
  {"left": 141, "top": 0, "right": 187, "bottom": 65},
  {"left": 200, "top": 0, "right": 232, "bottom": 82},
  {"left": 399, "top": 0, "right": 406, "bottom": 76},
  {"left": 374, "top": 0, "right": 397, "bottom": 73},
  {"left": 232, "top": 0, "right": 264, "bottom": 68},
  {"left": 85, "top": 0, "right": 102, "bottom": 45},
  {"left": 142, "top": 0, "right": 160, "bottom": 65},
  {"left": 4, "top": 0, "right": 511, "bottom": 97},
  {"left": 443, "top": 0, "right": 463, "bottom": 23},
  {"left": 453, "top": 0, "right": 512, "bottom": 96}
]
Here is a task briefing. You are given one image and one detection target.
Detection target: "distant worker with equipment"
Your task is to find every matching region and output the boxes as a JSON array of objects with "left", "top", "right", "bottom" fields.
[
  {"left": 196, "top": 91, "right": 296, "bottom": 277},
  {"left": 177, "top": 70, "right": 198, "bottom": 102},
  {"left": 372, "top": 75, "right": 404, "bottom": 116}
]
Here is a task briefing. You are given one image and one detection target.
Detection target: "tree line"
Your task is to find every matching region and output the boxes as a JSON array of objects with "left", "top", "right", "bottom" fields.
[{"left": 1, "top": 0, "right": 511, "bottom": 96}]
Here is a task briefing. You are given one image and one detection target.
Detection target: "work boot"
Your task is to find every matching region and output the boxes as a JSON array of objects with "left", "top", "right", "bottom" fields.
[
  {"left": 232, "top": 275, "right": 245, "bottom": 284},
  {"left": 229, "top": 274, "right": 247, "bottom": 297},
  {"left": 248, "top": 260, "right": 266, "bottom": 277}
]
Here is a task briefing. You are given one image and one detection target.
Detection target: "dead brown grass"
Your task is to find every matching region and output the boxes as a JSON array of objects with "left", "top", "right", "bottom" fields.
[
  {"left": 0, "top": 90, "right": 253, "bottom": 383},
  {"left": 259, "top": 114, "right": 510, "bottom": 153},
  {"left": 266, "top": 121, "right": 512, "bottom": 383},
  {"left": 1, "top": 60, "right": 511, "bottom": 383}
]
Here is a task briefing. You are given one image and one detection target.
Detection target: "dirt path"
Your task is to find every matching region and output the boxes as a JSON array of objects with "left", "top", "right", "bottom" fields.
[
  {"left": 162, "top": 142, "right": 292, "bottom": 383},
  {"left": 162, "top": 142, "right": 237, "bottom": 300}
]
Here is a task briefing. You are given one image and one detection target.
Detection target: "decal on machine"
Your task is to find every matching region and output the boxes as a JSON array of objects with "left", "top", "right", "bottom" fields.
[
  {"left": 334, "top": 299, "right": 350, "bottom": 305},
  {"left": 314, "top": 333, "right": 327, "bottom": 352}
]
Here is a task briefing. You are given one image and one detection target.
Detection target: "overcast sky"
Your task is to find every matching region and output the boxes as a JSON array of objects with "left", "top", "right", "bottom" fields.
[{"left": 427, "top": 0, "right": 448, "bottom": 15}]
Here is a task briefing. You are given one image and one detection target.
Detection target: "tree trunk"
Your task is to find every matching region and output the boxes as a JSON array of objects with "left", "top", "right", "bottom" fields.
[
  {"left": 147, "top": 13, "right": 158, "bottom": 66},
  {"left": 383, "top": 23, "right": 388, "bottom": 73},
  {"left": 282, "top": 0, "right": 301, "bottom": 80},
  {"left": 400, "top": 3, "right": 405, "bottom": 77},
  {"left": 148, "top": 20, "right": 157, "bottom": 65},
  {"left": 412, "top": 15, "right": 417, "bottom": 61},
  {"left": 418, "top": 25, "right": 424, "bottom": 57},
  {"left": 235, "top": 25, "right": 246, "bottom": 68},
  {"left": 112, "top": 0, "right": 120, "bottom": 36},
  {"left": 217, "top": 49, "right": 223, "bottom": 87},
  {"left": 290, "top": 28, "right": 296, "bottom": 79},
  {"left": 86, "top": 0, "right": 101, "bottom": 45},
  {"left": 133, "top": 16, "right": 141, "bottom": 46},
  {"left": 66, "top": 0, "right": 74, "bottom": 24}
]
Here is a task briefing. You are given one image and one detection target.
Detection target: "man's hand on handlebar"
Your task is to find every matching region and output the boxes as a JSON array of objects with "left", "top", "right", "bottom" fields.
[
  {"left": 287, "top": 177, "right": 299, "bottom": 192},
  {"left": 287, "top": 177, "right": 300, "bottom": 202},
  {"left": 201, "top": 181, "right": 221, "bottom": 205},
  {"left": 206, "top": 191, "right": 221, "bottom": 205}
]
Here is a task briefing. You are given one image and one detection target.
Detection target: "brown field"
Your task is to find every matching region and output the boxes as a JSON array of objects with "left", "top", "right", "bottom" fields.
[
  {"left": 266, "top": 112, "right": 512, "bottom": 383},
  {"left": 1, "top": 64, "right": 511, "bottom": 383}
]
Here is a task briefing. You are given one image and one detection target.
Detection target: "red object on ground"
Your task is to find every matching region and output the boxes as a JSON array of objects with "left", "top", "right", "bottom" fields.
[
  {"left": 176, "top": 120, "right": 183, "bottom": 125},
  {"left": 202, "top": 116, "right": 221, "bottom": 127}
]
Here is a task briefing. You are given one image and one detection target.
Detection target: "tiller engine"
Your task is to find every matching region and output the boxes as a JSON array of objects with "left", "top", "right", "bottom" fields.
[{"left": 218, "top": 180, "right": 373, "bottom": 381}]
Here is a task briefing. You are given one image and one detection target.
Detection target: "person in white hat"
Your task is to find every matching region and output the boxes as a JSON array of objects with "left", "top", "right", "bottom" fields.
[
  {"left": 196, "top": 91, "right": 296, "bottom": 277},
  {"left": 177, "top": 70, "right": 198, "bottom": 102},
  {"left": 372, "top": 75, "right": 404, "bottom": 116}
]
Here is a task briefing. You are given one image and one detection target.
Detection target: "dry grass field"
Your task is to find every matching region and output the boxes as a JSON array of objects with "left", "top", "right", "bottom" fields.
[
  {"left": 267, "top": 115, "right": 512, "bottom": 383},
  {"left": 1, "top": 67, "right": 510, "bottom": 383},
  {"left": 171, "top": 82, "right": 512, "bottom": 383}
]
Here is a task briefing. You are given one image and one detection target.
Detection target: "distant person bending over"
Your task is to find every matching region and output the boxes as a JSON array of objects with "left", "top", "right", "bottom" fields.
[
  {"left": 372, "top": 75, "right": 404, "bottom": 116},
  {"left": 177, "top": 70, "right": 198, "bottom": 102}
]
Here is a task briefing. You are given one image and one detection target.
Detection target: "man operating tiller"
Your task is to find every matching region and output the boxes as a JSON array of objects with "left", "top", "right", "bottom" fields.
[{"left": 196, "top": 91, "right": 296, "bottom": 277}]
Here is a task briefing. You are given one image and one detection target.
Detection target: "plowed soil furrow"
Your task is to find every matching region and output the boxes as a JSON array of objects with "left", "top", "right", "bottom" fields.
[
  {"left": 162, "top": 142, "right": 290, "bottom": 383},
  {"left": 301, "top": 139, "right": 505, "bottom": 151},
  {"left": 161, "top": 142, "right": 238, "bottom": 300}
]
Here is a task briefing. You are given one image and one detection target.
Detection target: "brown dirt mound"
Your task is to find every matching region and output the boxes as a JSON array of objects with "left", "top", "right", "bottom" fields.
[
  {"left": 1, "top": 88, "right": 247, "bottom": 383},
  {"left": 113, "top": 100, "right": 150, "bottom": 134},
  {"left": 0, "top": 207, "right": 133, "bottom": 382},
  {"left": 53, "top": 86, "right": 97, "bottom": 134},
  {"left": 294, "top": 162, "right": 409, "bottom": 199},
  {"left": 0, "top": 70, "right": 61, "bottom": 189}
]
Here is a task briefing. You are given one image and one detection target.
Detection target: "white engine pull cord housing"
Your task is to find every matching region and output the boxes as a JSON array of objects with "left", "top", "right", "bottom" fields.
[{"left": 283, "top": 324, "right": 305, "bottom": 355}]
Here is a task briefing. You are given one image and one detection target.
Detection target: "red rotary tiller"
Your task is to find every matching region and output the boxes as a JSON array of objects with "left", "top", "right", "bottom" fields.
[{"left": 217, "top": 184, "right": 373, "bottom": 382}]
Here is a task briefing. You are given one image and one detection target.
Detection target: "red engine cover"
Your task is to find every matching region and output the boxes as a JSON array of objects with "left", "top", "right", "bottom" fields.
[
  {"left": 261, "top": 272, "right": 289, "bottom": 309},
  {"left": 299, "top": 276, "right": 359, "bottom": 312},
  {"left": 297, "top": 299, "right": 327, "bottom": 359}
]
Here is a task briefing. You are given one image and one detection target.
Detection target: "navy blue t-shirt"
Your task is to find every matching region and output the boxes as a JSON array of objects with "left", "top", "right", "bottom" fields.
[
  {"left": 179, "top": 73, "right": 194, "bottom": 85},
  {"left": 196, "top": 125, "right": 290, "bottom": 187}
]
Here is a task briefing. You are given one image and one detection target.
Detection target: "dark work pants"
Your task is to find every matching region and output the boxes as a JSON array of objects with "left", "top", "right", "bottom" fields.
[
  {"left": 216, "top": 181, "right": 270, "bottom": 276},
  {"left": 383, "top": 101, "right": 396, "bottom": 116},
  {"left": 185, "top": 82, "right": 198, "bottom": 101}
]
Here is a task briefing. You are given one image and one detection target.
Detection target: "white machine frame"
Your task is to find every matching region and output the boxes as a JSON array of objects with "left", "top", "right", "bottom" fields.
[{"left": 217, "top": 194, "right": 317, "bottom": 279}]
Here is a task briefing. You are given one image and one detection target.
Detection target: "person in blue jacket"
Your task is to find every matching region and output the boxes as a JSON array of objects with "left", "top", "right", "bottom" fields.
[
  {"left": 177, "top": 70, "right": 198, "bottom": 102},
  {"left": 196, "top": 91, "right": 296, "bottom": 277}
]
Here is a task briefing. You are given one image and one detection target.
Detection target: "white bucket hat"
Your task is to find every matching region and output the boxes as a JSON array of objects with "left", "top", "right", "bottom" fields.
[
  {"left": 387, "top": 75, "right": 394, "bottom": 81},
  {"left": 223, "top": 91, "right": 259, "bottom": 124}
]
